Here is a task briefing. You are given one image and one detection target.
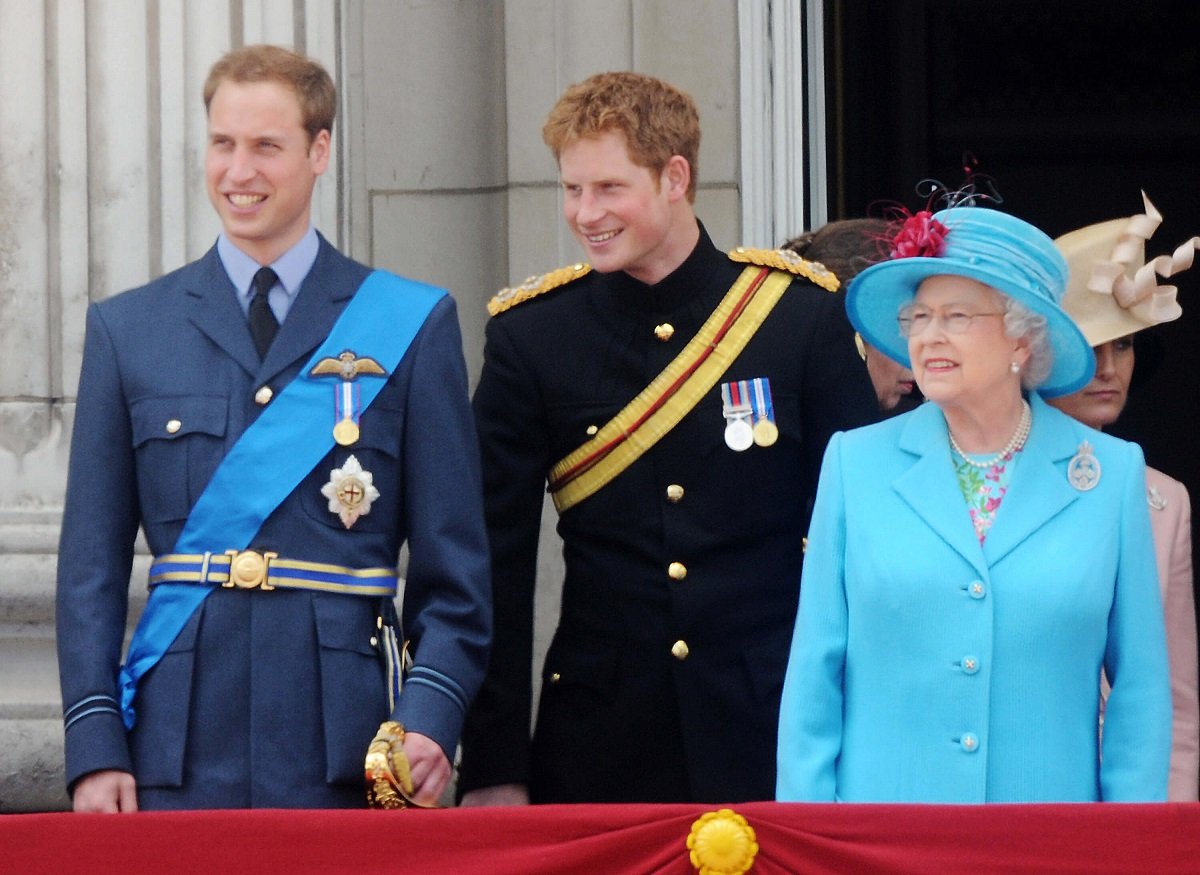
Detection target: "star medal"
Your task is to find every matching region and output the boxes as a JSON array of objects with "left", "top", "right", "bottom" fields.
[
  {"left": 721, "top": 380, "right": 753, "bottom": 452},
  {"left": 1067, "top": 441, "right": 1101, "bottom": 492},
  {"left": 309, "top": 350, "right": 388, "bottom": 447},
  {"left": 321, "top": 454, "right": 380, "bottom": 529},
  {"left": 750, "top": 377, "right": 778, "bottom": 447}
]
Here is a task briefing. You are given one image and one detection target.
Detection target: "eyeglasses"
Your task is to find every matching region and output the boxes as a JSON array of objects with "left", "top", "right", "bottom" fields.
[{"left": 897, "top": 305, "right": 1006, "bottom": 337}]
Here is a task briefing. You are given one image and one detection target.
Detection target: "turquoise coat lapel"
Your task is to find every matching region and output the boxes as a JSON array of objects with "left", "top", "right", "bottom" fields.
[
  {"left": 982, "top": 394, "right": 1083, "bottom": 567},
  {"left": 892, "top": 401, "right": 989, "bottom": 579}
]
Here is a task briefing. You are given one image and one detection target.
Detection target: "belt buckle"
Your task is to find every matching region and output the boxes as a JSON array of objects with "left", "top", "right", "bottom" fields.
[{"left": 223, "top": 549, "right": 278, "bottom": 590}]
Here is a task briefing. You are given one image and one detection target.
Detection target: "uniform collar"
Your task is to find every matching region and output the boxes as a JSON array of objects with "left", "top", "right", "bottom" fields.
[{"left": 602, "top": 221, "right": 726, "bottom": 314}]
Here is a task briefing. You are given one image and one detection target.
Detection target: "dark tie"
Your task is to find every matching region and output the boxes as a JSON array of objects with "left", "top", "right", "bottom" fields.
[{"left": 249, "top": 266, "right": 280, "bottom": 359}]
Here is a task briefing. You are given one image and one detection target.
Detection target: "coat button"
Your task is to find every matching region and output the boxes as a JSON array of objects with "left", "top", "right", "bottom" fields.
[
  {"left": 960, "top": 733, "right": 980, "bottom": 752},
  {"left": 586, "top": 424, "right": 598, "bottom": 436},
  {"left": 671, "top": 640, "right": 689, "bottom": 660},
  {"left": 668, "top": 562, "right": 687, "bottom": 580},
  {"left": 654, "top": 323, "right": 675, "bottom": 341},
  {"left": 961, "top": 655, "right": 980, "bottom": 675},
  {"left": 369, "top": 636, "right": 378, "bottom": 647},
  {"left": 254, "top": 385, "right": 274, "bottom": 405},
  {"left": 666, "top": 484, "right": 684, "bottom": 503},
  {"left": 549, "top": 672, "right": 562, "bottom": 684},
  {"left": 968, "top": 581, "right": 986, "bottom": 599},
  {"left": 165, "top": 419, "right": 182, "bottom": 434}
]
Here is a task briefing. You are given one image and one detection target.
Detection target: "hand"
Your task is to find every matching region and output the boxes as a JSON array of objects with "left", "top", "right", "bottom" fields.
[
  {"left": 72, "top": 769, "right": 138, "bottom": 813},
  {"left": 402, "top": 731, "right": 451, "bottom": 807},
  {"left": 460, "top": 783, "right": 530, "bottom": 807}
]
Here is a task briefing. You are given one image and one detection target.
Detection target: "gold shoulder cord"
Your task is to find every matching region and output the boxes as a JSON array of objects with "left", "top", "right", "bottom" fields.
[
  {"left": 487, "top": 263, "right": 593, "bottom": 316},
  {"left": 728, "top": 246, "right": 841, "bottom": 291}
]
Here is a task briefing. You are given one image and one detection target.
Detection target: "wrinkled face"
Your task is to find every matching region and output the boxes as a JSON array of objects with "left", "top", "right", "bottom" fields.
[
  {"left": 205, "top": 79, "right": 330, "bottom": 265},
  {"left": 558, "top": 130, "right": 688, "bottom": 285},
  {"left": 906, "top": 275, "right": 1028, "bottom": 411},
  {"left": 1047, "top": 337, "right": 1134, "bottom": 430},
  {"left": 863, "top": 341, "right": 916, "bottom": 411}
]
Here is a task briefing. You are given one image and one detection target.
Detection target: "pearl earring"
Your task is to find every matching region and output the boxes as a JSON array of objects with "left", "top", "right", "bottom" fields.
[{"left": 1010, "top": 361, "right": 1021, "bottom": 374}]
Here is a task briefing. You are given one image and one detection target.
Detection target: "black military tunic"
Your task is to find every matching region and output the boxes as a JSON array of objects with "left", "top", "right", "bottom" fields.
[{"left": 460, "top": 224, "right": 879, "bottom": 802}]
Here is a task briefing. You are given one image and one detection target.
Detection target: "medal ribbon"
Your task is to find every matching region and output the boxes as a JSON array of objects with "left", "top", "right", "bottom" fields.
[
  {"left": 118, "top": 270, "right": 446, "bottom": 728},
  {"left": 548, "top": 266, "right": 792, "bottom": 512}
]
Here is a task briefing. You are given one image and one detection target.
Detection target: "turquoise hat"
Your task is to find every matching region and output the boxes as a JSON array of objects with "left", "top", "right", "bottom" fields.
[{"left": 845, "top": 207, "right": 1095, "bottom": 398}]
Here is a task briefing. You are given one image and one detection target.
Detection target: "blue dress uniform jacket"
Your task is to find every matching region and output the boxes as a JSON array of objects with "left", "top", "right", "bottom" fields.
[
  {"left": 776, "top": 394, "right": 1171, "bottom": 802},
  {"left": 459, "top": 227, "right": 880, "bottom": 803},
  {"left": 56, "top": 236, "right": 491, "bottom": 808}
]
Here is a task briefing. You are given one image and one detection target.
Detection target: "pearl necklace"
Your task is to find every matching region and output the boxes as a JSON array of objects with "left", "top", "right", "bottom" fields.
[{"left": 948, "top": 400, "right": 1031, "bottom": 469}]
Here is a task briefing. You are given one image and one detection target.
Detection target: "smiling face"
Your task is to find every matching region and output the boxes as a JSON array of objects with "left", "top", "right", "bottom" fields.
[
  {"left": 557, "top": 130, "right": 695, "bottom": 285},
  {"left": 1047, "top": 336, "right": 1134, "bottom": 430},
  {"left": 906, "top": 275, "right": 1029, "bottom": 413},
  {"left": 205, "top": 79, "right": 330, "bottom": 265}
]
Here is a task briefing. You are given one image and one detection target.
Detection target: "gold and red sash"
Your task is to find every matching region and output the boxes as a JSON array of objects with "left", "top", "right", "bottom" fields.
[{"left": 547, "top": 265, "right": 792, "bottom": 513}]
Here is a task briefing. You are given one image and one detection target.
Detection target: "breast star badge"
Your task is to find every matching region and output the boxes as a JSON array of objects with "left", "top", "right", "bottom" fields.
[{"left": 321, "top": 454, "right": 380, "bottom": 529}]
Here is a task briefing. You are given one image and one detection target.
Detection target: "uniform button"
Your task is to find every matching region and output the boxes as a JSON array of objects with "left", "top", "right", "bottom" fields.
[
  {"left": 961, "top": 655, "right": 980, "bottom": 675},
  {"left": 369, "top": 636, "right": 379, "bottom": 647},
  {"left": 254, "top": 385, "right": 274, "bottom": 405},
  {"left": 668, "top": 562, "right": 687, "bottom": 580},
  {"left": 654, "top": 323, "right": 675, "bottom": 341},
  {"left": 671, "top": 640, "right": 689, "bottom": 660},
  {"left": 666, "top": 484, "right": 684, "bottom": 502},
  {"left": 586, "top": 424, "right": 598, "bottom": 436},
  {"left": 549, "top": 672, "right": 562, "bottom": 684},
  {"left": 968, "top": 581, "right": 986, "bottom": 600},
  {"left": 165, "top": 419, "right": 182, "bottom": 434},
  {"left": 960, "top": 733, "right": 980, "bottom": 752}
]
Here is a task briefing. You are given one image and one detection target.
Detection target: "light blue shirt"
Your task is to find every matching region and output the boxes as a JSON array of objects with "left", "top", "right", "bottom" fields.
[{"left": 217, "top": 227, "right": 320, "bottom": 324}]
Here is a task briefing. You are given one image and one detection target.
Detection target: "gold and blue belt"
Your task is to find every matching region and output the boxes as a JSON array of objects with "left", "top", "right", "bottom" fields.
[{"left": 149, "top": 550, "right": 398, "bottom": 597}]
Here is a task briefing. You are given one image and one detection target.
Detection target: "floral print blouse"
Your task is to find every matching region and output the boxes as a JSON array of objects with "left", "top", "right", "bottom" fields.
[{"left": 952, "top": 448, "right": 1023, "bottom": 543}]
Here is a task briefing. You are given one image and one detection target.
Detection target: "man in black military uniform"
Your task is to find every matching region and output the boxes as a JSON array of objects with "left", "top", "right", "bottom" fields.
[{"left": 458, "top": 72, "right": 878, "bottom": 804}]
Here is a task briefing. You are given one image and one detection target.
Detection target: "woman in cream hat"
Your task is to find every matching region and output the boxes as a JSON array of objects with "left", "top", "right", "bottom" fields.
[
  {"left": 777, "top": 205, "right": 1171, "bottom": 803},
  {"left": 1048, "top": 193, "right": 1199, "bottom": 801}
]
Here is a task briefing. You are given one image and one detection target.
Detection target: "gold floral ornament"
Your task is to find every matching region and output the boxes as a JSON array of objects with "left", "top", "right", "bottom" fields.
[
  {"left": 687, "top": 808, "right": 759, "bottom": 875},
  {"left": 364, "top": 720, "right": 415, "bottom": 809}
]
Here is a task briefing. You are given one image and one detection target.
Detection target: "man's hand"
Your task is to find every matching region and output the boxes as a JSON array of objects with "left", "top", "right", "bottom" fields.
[
  {"left": 402, "top": 731, "right": 452, "bottom": 807},
  {"left": 460, "top": 783, "right": 531, "bottom": 807},
  {"left": 72, "top": 770, "right": 138, "bottom": 813}
]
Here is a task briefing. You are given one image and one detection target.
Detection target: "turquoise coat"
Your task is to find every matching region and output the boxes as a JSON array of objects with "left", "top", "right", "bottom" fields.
[{"left": 776, "top": 394, "right": 1170, "bottom": 802}]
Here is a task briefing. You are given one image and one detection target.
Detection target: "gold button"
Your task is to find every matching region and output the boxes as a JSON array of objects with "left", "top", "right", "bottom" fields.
[
  {"left": 671, "top": 640, "right": 689, "bottom": 660},
  {"left": 549, "top": 672, "right": 562, "bottom": 684},
  {"left": 165, "top": 419, "right": 182, "bottom": 434},
  {"left": 666, "top": 484, "right": 684, "bottom": 503},
  {"left": 254, "top": 385, "right": 273, "bottom": 405},
  {"left": 668, "top": 561, "right": 687, "bottom": 580},
  {"left": 586, "top": 424, "right": 598, "bottom": 436},
  {"left": 369, "top": 636, "right": 379, "bottom": 647},
  {"left": 654, "top": 323, "right": 675, "bottom": 342}
]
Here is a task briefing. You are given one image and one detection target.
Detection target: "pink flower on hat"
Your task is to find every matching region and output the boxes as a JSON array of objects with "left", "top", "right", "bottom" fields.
[{"left": 891, "top": 211, "right": 949, "bottom": 259}]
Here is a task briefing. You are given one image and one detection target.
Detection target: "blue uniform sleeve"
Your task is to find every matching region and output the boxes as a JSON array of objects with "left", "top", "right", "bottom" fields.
[{"left": 392, "top": 295, "right": 493, "bottom": 758}]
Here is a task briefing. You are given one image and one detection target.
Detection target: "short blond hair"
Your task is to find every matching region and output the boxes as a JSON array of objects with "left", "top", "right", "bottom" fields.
[
  {"left": 204, "top": 44, "right": 336, "bottom": 144},
  {"left": 543, "top": 72, "right": 700, "bottom": 202}
]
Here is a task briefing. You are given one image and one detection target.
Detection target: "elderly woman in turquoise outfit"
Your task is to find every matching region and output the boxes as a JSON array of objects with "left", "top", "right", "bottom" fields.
[{"left": 776, "top": 206, "right": 1171, "bottom": 803}]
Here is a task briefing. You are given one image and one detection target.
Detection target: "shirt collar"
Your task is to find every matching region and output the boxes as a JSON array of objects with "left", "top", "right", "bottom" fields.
[{"left": 217, "top": 226, "right": 320, "bottom": 303}]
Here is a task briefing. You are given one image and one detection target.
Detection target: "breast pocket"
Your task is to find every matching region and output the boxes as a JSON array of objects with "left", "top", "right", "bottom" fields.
[
  {"left": 130, "top": 395, "right": 228, "bottom": 524},
  {"left": 300, "top": 401, "right": 404, "bottom": 534}
]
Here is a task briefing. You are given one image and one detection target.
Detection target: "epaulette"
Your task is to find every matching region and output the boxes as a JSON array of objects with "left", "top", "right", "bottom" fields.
[
  {"left": 487, "top": 263, "right": 593, "bottom": 316},
  {"left": 728, "top": 247, "right": 840, "bottom": 292}
]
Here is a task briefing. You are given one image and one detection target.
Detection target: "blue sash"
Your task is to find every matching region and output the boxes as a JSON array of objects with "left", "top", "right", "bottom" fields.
[{"left": 118, "top": 270, "right": 446, "bottom": 728}]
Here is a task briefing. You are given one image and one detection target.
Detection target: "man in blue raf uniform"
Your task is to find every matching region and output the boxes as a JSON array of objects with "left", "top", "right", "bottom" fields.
[
  {"left": 56, "top": 45, "right": 490, "bottom": 811},
  {"left": 458, "top": 72, "right": 878, "bottom": 805}
]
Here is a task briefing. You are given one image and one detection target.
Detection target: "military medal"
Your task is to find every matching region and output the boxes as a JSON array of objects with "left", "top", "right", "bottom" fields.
[
  {"left": 1067, "top": 441, "right": 1101, "bottom": 491},
  {"left": 333, "top": 381, "right": 362, "bottom": 446},
  {"left": 750, "top": 377, "right": 778, "bottom": 447},
  {"left": 310, "top": 350, "right": 388, "bottom": 448},
  {"left": 321, "top": 454, "right": 380, "bottom": 529},
  {"left": 721, "top": 381, "right": 754, "bottom": 452}
]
